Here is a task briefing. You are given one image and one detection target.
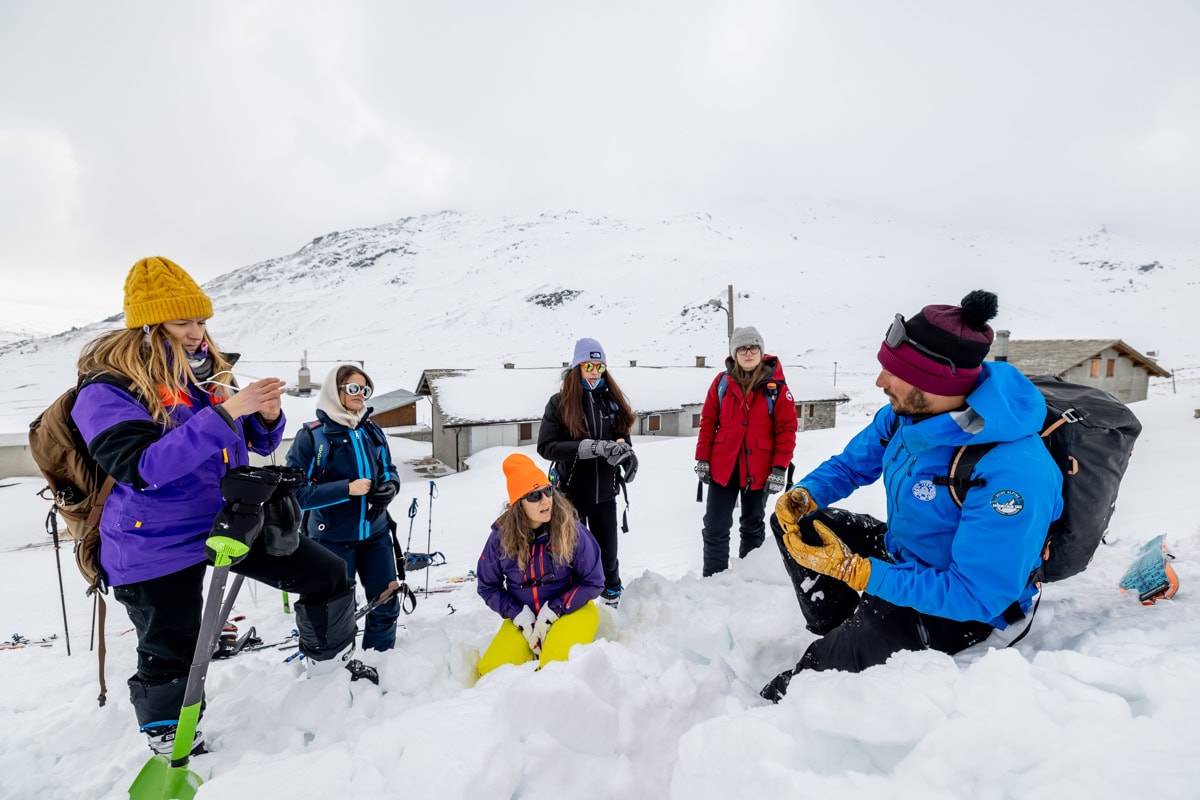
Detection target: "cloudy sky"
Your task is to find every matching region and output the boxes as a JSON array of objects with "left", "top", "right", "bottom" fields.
[{"left": 2, "top": 1, "right": 1198, "bottom": 327}]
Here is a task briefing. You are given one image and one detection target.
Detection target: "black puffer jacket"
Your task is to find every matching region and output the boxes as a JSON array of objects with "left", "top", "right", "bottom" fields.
[{"left": 537, "top": 389, "right": 629, "bottom": 505}]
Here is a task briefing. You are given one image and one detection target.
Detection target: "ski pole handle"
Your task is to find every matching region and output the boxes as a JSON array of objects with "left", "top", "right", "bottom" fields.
[{"left": 408, "top": 497, "right": 418, "bottom": 519}]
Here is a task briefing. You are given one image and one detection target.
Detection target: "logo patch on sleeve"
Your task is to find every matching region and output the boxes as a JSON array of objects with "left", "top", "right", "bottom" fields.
[
  {"left": 911, "top": 480, "right": 937, "bottom": 501},
  {"left": 990, "top": 490, "right": 1025, "bottom": 516}
]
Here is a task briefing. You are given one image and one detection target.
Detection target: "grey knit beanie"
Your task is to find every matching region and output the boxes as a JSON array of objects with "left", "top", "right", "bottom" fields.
[{"left": 729, "top": 326, "right": 765, "bottom": 357}]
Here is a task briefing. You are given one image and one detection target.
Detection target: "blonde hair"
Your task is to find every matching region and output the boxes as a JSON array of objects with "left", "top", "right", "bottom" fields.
[
  {"left": 497, "top": 490, "right": 580, "bottom": 571},
  {"left": 77, "top": 326, "right": 233, "bottom": 427}
]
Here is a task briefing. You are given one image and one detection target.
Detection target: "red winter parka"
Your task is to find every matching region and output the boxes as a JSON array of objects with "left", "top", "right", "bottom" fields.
[{"left": 695, "top": 355, "right": 799, "bottom": 490}]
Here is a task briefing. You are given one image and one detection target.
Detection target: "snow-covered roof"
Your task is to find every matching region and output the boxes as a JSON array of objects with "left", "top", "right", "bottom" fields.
[
  {"left": 415, "top": 366, "right": 848, "bottom": 426},
  {"left": 987, "top": 339, "right": 1171, "bottom": 378}
]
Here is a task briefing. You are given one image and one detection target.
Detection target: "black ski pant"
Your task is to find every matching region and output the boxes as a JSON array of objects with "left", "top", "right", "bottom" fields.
[
  {"left": 571, "top": 495, "right": 621, "bottom": 592},
  {"left": 771, "top": 508, "right": 993, "bottom": 675},
  {"left": 113, "top": 534, "right": 352, "bottom": 729},
  {"left": 317, "top": 530, "right": 400, "bottom": 651},
  {"left": 701, "top": 464, "right": 768, "bottom": 577}
]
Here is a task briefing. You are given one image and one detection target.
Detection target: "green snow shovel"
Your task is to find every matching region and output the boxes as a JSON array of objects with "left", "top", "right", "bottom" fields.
[{"left": 128, "top": 535, "right": 249, "bottom": 800}]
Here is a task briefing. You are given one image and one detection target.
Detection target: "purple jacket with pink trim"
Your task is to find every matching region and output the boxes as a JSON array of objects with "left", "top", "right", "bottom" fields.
[
  {"left": 71, "top": 378, "right": 284, "bottom": 586},
  {"left": 476, "top": 520, "right": 603, "bottom": 619}
]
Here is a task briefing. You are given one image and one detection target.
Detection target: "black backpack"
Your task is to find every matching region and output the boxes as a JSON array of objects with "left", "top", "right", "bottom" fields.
[{"left": 935, "top": 375, "right": 1142, "bottom": 582}]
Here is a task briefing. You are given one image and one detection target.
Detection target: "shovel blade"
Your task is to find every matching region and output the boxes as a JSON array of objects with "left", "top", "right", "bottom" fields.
[{"left": 128, "top": 754, "right": 202, "bottom": 800}]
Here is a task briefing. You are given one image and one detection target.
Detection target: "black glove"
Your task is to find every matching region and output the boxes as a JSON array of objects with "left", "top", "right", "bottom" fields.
[
  {"left": 366, "top": 480, "right": 399, "bottom": 523},
  {"left": 207, "top": 467, "right": 280, "bottom": 565},
  {"left": 765, "top": 467, "right": 787, "bottom": 495},
  {"left": 622, "top": 452, "right": 639, "bottom": 484},
  {"left": 261, "top": 465, "right": 305, "bottom": 556},
  {"left": 694, "top": 460, "right": 711, "bottom": 485}
]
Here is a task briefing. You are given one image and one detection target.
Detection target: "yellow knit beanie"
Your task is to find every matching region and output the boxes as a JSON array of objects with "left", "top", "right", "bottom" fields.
[{"left": 123, "top": 256, "right": 214, "bottom": 328}]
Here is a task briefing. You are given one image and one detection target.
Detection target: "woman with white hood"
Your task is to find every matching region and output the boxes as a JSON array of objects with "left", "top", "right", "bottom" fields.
[{"left": 286, "top": 364, "right": 402, "bottom": 652}]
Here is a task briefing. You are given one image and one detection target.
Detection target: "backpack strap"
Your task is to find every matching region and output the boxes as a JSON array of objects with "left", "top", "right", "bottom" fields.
[
  {"left": 717, "top": 374, "right": 782, "bottom": 418},
  {"left": 933, "top": 441, "right": 1000, "bottom": 508},
  {"left": 304, "top": 421, "right": 330, "bottom": 483},
  {"left": 880, "top": 416, "right": 900, "bottom": 448}
]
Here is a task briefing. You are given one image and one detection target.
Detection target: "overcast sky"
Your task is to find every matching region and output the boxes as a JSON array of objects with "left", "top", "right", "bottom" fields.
[{"left": 3, "top": 1, "right": 1198, "bottom": 328}]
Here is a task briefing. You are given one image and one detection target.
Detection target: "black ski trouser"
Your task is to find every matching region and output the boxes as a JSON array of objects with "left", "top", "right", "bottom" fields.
[
  {"left": 701, "top": 463, "right": 768, "bottom": 577},
  {"left": 571, "top": 496, "right": 621, "bottom": 591},
  {"left": 114, "top": 535, "right": 352, "bottom": 729},
  {"left": 771, "top": 508, "right": 993, "bottom": 675}
]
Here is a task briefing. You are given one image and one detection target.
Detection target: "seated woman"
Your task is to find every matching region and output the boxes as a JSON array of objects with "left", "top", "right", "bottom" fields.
[{"left": 476, "top": 454, "right": 604, "bottom": 676}]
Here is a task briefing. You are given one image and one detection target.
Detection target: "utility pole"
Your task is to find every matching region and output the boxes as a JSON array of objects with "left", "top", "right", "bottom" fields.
[{"left": 726, "top": 284, "right": 734, "bottom": 341}]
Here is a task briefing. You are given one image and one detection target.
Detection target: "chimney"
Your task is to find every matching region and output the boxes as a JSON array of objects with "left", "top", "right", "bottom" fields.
[
  {"left": 993, "top": 330, "right": 1010, "bottom": 362},
  {"left": 298, "top": 350, "right": 312, "bottom": 396},
  {"left": 629, "top": 360, "right": 638, "bottom": 367},
  {"left": 562, "top": 361, "right": 569, "bottom": 368},
  {"left": 1146, "top": 350, "right": 1159, "bottom": 361},
  {"left": 695, "top": 355, "right": 707, "bottom": 368},
  {"left": 503, "top": 362, "right": 515, "bottom": 369}
]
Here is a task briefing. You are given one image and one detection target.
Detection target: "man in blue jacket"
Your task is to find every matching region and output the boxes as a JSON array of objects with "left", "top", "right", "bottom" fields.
[{"left": 762, "top": 290, "right": 1063, "bottom": 702}]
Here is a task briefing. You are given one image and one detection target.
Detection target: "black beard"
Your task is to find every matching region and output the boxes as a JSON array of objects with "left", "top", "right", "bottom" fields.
[{"left": 890, "top": 386, "right": 931, "bottom": 416}]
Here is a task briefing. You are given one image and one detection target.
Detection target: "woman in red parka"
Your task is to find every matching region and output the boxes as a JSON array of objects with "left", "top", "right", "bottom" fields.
[{"left": 695, "top": 326, "right": 798, "bottom": 576}]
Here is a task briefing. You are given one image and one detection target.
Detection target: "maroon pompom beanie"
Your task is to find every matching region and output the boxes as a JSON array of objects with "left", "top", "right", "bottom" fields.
[{"left": 877, "top": 290, "right": 999, "bottom": 396}]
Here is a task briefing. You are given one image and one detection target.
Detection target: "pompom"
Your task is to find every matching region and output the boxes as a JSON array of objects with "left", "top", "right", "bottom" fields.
[{"left": 960, "top": 290, "right": 998, "bottom": 331}]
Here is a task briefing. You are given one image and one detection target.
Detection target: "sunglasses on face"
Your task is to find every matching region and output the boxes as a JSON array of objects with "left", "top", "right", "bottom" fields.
[
  {"left": 340, "top": 383, "right": 373, "bottom": 399},
  {"left": 885, "top": 314, "right": 957, "bottom": 375},
  {"left": 581, "top": 362, "right": 606, "bottom": 374},
  {"left": 736, "top": 345, "right": 761, "bottom": 355},
  {"left": 521, "top": 487, "right": 554, "bottom": 504}
]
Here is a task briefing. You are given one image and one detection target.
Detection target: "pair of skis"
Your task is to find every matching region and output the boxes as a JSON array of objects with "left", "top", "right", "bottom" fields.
[{"left": 1, "top": 633, "right": 58, "bottom": 650}]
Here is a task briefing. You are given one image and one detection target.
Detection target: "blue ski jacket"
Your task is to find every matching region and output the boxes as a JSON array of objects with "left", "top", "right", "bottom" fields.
[
  {"left": 796, "top": 362, "right": 1063, "bottom": 628},
  {"left": 285, "top": 409, "right": 399, "bottom": 543}
]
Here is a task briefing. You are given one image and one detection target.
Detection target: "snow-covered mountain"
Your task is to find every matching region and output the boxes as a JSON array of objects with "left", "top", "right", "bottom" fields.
[{"left": 0, "top": 209, "right": 1194, "bottom": 433}]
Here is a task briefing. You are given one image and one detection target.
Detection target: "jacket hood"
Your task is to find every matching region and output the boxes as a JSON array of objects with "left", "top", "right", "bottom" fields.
[{"left": 901, "top": 361, "right": 1046, "bottom": 452}]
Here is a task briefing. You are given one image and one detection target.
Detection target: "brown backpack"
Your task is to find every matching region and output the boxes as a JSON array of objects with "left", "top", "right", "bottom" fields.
[{"left": 28, "top": 374, "right": 137, "bottom": 706}]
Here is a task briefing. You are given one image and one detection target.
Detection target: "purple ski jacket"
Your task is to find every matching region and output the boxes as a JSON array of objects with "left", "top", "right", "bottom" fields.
[
  {"left": 71, "top": 377, "right": 284, "bottom": 586},
  {"left": 476, "top": 520, "right": 604, "bottom": 620}
]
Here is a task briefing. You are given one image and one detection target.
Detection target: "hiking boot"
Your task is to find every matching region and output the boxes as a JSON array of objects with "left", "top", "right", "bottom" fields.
[
  {"left": 144, "top": 724, "right": 206, "bottom": 757},
  {"left": 600, "top": 586, "right": 623, "bottom": 608},
  {"left": 760, "top": 668, "right": 795, "bottom": 704},
  {"left": 345, "top": 658, "right": 379, "bottom": 685}
]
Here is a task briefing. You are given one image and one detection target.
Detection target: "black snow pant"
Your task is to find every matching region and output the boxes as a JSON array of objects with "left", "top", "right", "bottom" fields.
[
  {"left": 571, "top": 495, "right": 621, "bottom": 592},
  {"left": 701, "top": 463, "right": 768, "bottom": 577},
  {"left": 771, "top": 508, "right": 993, "bottom": 675},
  {"left": 316, "top": 530, "right": 400, "bottom": 651},
  {"left": 113, "top": 534, "right": 353, "bottom": 730}
]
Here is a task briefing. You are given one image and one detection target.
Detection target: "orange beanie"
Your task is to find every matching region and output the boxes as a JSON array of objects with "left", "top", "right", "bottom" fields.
[{"left": 503, "top": 454, "right": 550, "bottom": 505}]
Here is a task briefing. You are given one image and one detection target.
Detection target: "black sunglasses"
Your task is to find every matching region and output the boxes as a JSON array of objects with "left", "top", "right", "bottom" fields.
[
  {"left": 519, "top": 570, "right": 559, "bottom": 589},
  {"left": 520, "top": 487, "right": 554, "bottom": 504},
  {"left": 340, "top": 383, "right": 373, "bottom": 399},
  {"left": 885, "top": 314, "right": 957, "bottom": 375}
]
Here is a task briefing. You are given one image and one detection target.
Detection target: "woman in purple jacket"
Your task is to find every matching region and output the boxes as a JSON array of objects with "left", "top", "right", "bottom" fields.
[
  {"left": 476, "top": 453, "right": 604, "bottom": 676},
  {"left": 70, "top": 257, "right": 368, "bottom": 757}
]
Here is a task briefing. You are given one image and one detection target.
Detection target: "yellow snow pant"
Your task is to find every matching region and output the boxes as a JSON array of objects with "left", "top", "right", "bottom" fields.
[{"left": 477, "top": 601, "right": 600, "bottom": 677}]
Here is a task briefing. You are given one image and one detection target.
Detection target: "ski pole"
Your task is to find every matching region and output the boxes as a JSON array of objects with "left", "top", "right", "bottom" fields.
[
  {"left": 406, "top": 497, "right": 418, "bottom": 551},
  {"left": 282, "top": 591, "right": 291, "bottom": 614},
  {"left": 47, "top": 512, "right": 72, "bottom": 657},
  {"left": 425, "top": 481, "right": 437, "bottom": 597},
  {"left": 216, "top": 574, "right": 246, "bottom": 643}
]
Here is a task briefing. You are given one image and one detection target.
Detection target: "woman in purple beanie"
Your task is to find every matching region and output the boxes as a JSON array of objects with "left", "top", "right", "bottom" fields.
[{"left": 537, "top": 338, "right": 638, "bottom": 607}]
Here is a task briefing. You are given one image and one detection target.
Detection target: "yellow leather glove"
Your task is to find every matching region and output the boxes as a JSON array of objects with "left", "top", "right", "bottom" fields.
[
  {"left": 774, "top": 487, "right": 817, "bottom": 531},
  {"left": 782, "top": 520, "right": 872, "bottom": 592}
]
